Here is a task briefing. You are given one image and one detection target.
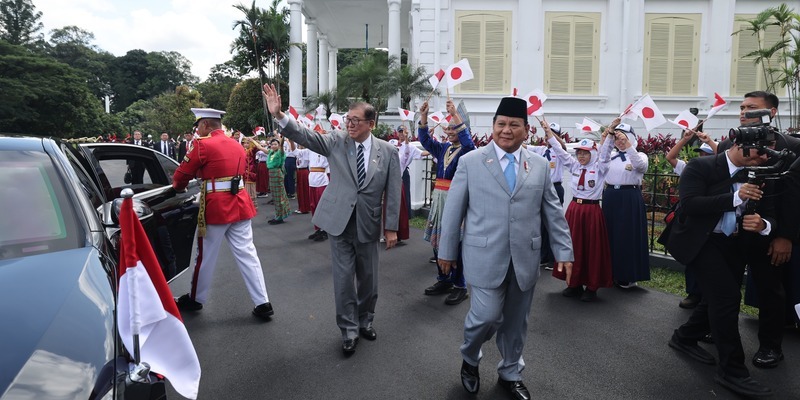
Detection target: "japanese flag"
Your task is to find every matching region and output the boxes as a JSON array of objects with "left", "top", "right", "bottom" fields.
[
  {"left": 446, "top": 59, "right": 474, "bottom": 88},
  {"left": 253, "top": 126, "right": 265, "bottom": 136},
  {"left": 428, "top": 68, "right": 445, "bottom": 89},
  {"left": 315, "top": 104, "right": 325, "bottom": 120},
  {"left": 287, "top": 106, "right": 299, "bottom": 120},
  {"left": 398, "top": 108, "right": 414, "bottom": 121},
  {"left": 626, "top": 94, "right": 666, "bottom": 132},
  {"left": 428, "top": 111, "right": 446, "bottom": 125},
  {"left": 669, "top": 110, "right": 700, "bottom": 130},
  {"left": 707, "top": 92, "right": 727, "bottom": 119},
  {"left": 575, "top": 117, "right": 602, "bottom": 133},
  {"left": 298, "top": 115, "right": 313, "bottom": 129},
  {"left": 118, "top": 197, "right": 201, "bottom": 399},
  {"left": 328, "top": 113, "right": 344, "bottom": 130},
  {"left": 524, "top": 90, "right": 547, "bottom": 116}
]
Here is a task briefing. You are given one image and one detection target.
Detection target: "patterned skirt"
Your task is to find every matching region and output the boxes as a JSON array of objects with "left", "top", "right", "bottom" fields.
[
  {"left": 269, "top": 167, "right": 291, "bottom": 220},
  {"left": 423, "top": 188, "right": 448, "bottom": 250}
]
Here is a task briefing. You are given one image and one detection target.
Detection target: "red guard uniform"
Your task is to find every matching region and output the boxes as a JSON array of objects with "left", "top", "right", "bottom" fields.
[{"left": 173, "top": 129, "right": 269, "bottom": 308}]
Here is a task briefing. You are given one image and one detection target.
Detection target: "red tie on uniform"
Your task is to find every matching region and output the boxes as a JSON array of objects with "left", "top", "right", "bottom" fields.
[{"left": 577, "top": 168, "right": 586, "bottom": 189}]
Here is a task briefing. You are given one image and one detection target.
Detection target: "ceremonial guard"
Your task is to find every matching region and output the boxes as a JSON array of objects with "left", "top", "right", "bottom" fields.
[{"left": 173, "top": 108, "right": 274, "bottom": 319}]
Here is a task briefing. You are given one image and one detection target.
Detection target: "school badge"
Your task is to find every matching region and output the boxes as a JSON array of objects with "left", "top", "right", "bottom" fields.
[
  {"left": 588, "top": 180, "right": 596, "bottom": 188},
  {"left": 625, "top": 163, "right": 633, "bottom": 171}
]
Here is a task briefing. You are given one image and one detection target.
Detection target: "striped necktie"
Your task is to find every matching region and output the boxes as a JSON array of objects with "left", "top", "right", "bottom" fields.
[{"left": 357, "top": 144, "right": 365, "bottom": 188}]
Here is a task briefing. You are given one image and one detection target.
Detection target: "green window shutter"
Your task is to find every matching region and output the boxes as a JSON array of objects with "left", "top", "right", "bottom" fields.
[{"left": 545, "top": 13, "right": 600, "bottom": 95}]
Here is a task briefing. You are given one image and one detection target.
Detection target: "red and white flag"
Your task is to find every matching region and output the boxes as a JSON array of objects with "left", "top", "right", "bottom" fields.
[
  {"left": 428, "top": 111, "right": 446, "bottom": 125},
  {"left": 575, "top": 117, "right": 602, "bottom": 133},
  {"left": 707, "top": 92, "right": 727, "bottom": 119},
  {"left": 524, "top": 90, "right": 547, "bottom": 116},
  {"left": 398, "top": 108, "right": 414, "bottom": 121},
  {"left": 253, "top": 126, "right": 265, "bottom": 136},
  {"left": 669, "top": 110, "right": 699, "bottom": 130},
  {"left": 511, "top": 87, "right": 519, "bottom": 96},
  {"left": 315, "top": 105, "right": 325, "bottom": 120},
  {"left": 328, "top": 113, "right": 344, "bottom": 130},
  {"left": 446, "top": 59, "right": 474, "bottom": 88},
  {"left": 624, "top": 94, "right": 666, "bottom": 132},
  {"left": 118, "top": 197, "right": 201, "bottom": 399},
  {"left": 287, "top": 106, "right": 299, "bottom": 120},
  {"left": 428, "top": 68, "right": 445, "bottom": 89},
  {"left": 298, "top": 115, "right": 314, "bottom": 129}
]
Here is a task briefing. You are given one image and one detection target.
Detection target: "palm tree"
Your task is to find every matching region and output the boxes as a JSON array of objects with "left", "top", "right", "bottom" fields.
[
  {"left": 383, "top": 56, "right": 435, "bottom": 110},
  {"left": 304, "top": 90, "right": 348, "bottom": 118}
]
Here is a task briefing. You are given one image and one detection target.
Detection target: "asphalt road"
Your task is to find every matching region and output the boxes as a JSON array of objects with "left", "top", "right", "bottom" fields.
[{"left": 166, "top": 196, "right": 800, "bottom": 400}]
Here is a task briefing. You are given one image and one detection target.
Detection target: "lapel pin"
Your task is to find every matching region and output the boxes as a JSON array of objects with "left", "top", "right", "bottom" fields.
[{"left": 523, "top": 161, "right": 529, "bottom": 173}]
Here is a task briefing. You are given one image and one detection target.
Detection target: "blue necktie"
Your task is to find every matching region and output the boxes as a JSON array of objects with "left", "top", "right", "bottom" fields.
[
  {"left": 721, "top": 168, "right": 742, "bottom": 236},
  {"left": 544, "top": 149, "right": 551, "bottom": 161},
  {"left": 611, "top": 152, "right": 627, "bottom": 161},
  {"left": 504, "top": 153, "right": 516, "bottom": 191}
]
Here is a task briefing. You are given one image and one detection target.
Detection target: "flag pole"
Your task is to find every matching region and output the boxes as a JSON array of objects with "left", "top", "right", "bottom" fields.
[
  {"left": 424, "top": 86, "right": 437, "bottom": 104},
  {"left": 121, "top": 188, "right": 143, "bottom": 366}
]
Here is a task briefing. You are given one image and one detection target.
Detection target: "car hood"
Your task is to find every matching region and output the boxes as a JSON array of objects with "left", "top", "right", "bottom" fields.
[{"left": 0, "top": 247, "right": 117, "bottom": 400}]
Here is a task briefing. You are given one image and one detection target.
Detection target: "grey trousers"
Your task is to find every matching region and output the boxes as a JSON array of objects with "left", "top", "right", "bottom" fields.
[
  {"left": 328, "top": 212, "right": 379, "bottom": 340},
  {"left": 460, "top": 265, "right": 536, "bottom": 381}
]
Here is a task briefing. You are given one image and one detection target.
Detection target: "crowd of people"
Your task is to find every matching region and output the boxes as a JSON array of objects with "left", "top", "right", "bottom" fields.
[{"left": 164, "top": 89, "right": 799, "bottom": 400}]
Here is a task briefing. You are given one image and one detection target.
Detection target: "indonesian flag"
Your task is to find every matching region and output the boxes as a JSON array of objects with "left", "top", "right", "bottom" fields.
[
  {"left": 118, "top": 197, "right": 201, "bottom": 399},
  {"left": 669, "top": 110, "right": 699, "bottom": 130},
  {"left": 315, "top": 105, "right": 325, "bottom": 120},
  {"left": 398, "top": 108, "right": 414, "bottom": 121},
  {"left": 575, "top": 117, "right": 602, "bottom": 133},
  {"left": 707, "top": 92, "right": 727, "bottom": 118},
  {"left": 428, "top": 111, "right": 446, "bottom": 125},
  {"left": 624, "top": 94, "right": 666, "bottom": 132},
  {"left": 286, "top": 106, "right": 299, "bottom": 121},
  {"left": 524, "top": 90, "right": 547, "bottom": 116},
  {"left": 253, "top": 126, "right": 265, "bottom": 136},
  {"left": 305, "top": 113, "right": 314, "bottom": 122},
  {"left": 313, "top": 123, "right": 325, "bottom": 133},
  {"left": 428, "top": 68, "right": 445, "bottom": 89},
  {"left": 328, "top": 113, "right": 344, "bottom": 130},
  {"left": 446, "top": 59, "right": 474, "bottom": 88}
]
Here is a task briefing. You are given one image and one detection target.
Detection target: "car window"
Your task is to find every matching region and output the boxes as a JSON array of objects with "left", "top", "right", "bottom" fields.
[
  {"left": 0, "top": 151, "right": 83, "bottom": 260},
  {"left": 155, "top": 152, "right": 178, "bottom": 184},
  {"left": 63, "top": 147, "right": 104, "bottom": 208},
  {"left": 99, "top": 159, "right": 153, "bottom": 187}
]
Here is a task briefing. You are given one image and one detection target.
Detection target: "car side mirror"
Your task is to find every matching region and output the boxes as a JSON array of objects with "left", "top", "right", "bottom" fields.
[{"left": 111, "top": 189, "right": 153, "bottom": 225}]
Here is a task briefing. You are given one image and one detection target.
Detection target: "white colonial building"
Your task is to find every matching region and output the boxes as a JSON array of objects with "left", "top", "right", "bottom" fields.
[{"left": 290, "top": 0, "right": 799, "bottom": 208}]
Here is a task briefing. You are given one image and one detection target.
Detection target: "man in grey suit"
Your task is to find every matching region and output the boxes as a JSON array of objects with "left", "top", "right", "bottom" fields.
[
  {"left": 263, "top": 84, "right": 401, "bottom": 355},
  {"left": 438, "top": 97, "right": 573, "bottom": 400}
]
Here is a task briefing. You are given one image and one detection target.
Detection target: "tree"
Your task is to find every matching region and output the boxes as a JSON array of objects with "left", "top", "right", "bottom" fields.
[
  {"left": 225, "top": 78, "right": 269, "bottom": 134},
  {"left": 337, "top": 51, "right": 393, "bottom": 123},
  {"left": 108, "top": 49, "right": 198, "bottom": 112},
  {"left": 196, "top": 61, "right": 243, "bottom": 111},
  {"left": 134, "top": 86, "right": 204, "bottom": 136},
  {"left": 0, "top": 0, "right": 43, "bottom": 47},
  {"left": 384, "top": 57, "right": 433, "bottom": 110},
  {"left": 0, "top": 40, "right": 105, "bottom": 137},
  {"left": 304, "top": 90, "right": 348, "bottom": 118},
  {"left": 47, "top": 26, "right": 114, "bottom": 99}
]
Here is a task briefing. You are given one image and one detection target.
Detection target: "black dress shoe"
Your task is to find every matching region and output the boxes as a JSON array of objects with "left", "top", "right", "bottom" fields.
[
  {"left": 175, "top": 294, "right": 203, "bottom": 311},
  {"left": 580, "top": 289, "right": 597, "bottom": 302},
  {"left": 445, "top": 288, "right": 469, "bottom": 305},
  {"left": 314, "top": 231, "right": 328, "bottom": 241},
  {"left": 562, "top": 286, "right": 583, "bottom": 298},
  {"left": 252, "top": 302, "right": 274, "bottom": 319},
  {"left": 342, "top": 337, "right": 358, "bottom": 355},
  {"left": 460, "top": 360, "right": 479, "bottom": 393},
  {"left": 714, "top": 374, "right": 772, "bottom": 397},
  {"left": 267, "top": 218, "right": 285, "bottom": 225},
  {"left": 679, "top": 294, "right": 701, "bottom": 309},
  {"left": 359, "top": 326, "right": 377, "bottom": 341},
  {"left": 698, "top": 333, "right": 714, "bottom": 344},
  {"left": 497, "top": 378, "right": 531, "bottom": 400},
  {"left": 424, "top": 281, "right": 454, "bottom": 295},
  {"left": 752, "top": 348, "right": 784, "bottom": 369},
  {"left": 308, "top": 230, "right": 321, "bottom": 240},
  {"left": 668, "top": 332, "right": 715, "bottom": 365},
  {"left": 429, "top": 256, "right": 438, "bottom": 263}
]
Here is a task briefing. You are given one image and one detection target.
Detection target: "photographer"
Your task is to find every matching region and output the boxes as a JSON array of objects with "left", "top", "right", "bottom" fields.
[
  {"left": 715, "top": 91, "right": 800, "bottom": 371},
  {"left": 667, "top": 120, "right": 778, "bottom": 397}
]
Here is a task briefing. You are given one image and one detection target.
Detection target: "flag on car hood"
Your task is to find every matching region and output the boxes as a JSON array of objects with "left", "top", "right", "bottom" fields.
[{"left": 118, "top": 197, "right": 201, "bottom": 399}]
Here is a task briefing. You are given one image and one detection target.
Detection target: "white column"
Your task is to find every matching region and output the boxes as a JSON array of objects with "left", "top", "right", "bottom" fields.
[
  {"left": 328, "top": 47, "right": 338, "bottom": 92},
  {"left": 319, "top": 34, "right": 329, "bottom": 94},
  {"left": 387, "top": 0, "right": 402, "bottom": 110},
  {"left": 306, "top": 18, "right": 318, "bottom": 97},
  {"left": 288, "top": 0, "right": 303, "bottom": 109}
]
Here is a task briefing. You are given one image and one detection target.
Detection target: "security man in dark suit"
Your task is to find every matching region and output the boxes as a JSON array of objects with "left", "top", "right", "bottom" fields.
[
  {"left": 716, "top": 91, "right": 800, "bottom": 371},
  {"left": 154, "top": 132, "right": 176, "bottom": 160},
  {"left": 667, "top": 123, "right": 778, "bottom": 397}
]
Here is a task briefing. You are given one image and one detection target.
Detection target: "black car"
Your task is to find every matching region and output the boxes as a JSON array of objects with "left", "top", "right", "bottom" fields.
[{"left": 0, "top": 136, "right": 200, "bottom": 399}]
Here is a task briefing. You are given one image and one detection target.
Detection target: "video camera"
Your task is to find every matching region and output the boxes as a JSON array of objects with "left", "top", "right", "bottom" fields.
[{"left": 728, "top": 109, "right": 778, "bottom": 151}]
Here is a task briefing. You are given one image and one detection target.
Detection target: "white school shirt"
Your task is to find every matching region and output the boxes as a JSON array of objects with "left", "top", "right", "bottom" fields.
[
  {"left": 598, "top": 137, "right": 649, "bottom": 186},
  {"left": 295, "top": 148, "right": 310, "bottom": 168},
  {"left": 308, "top": 150, "right": 329, "bottom": 188},
  {"left": 547, "top": 137, "right": 607, "bottom": 200},
  {"left": 398, "top": 141, "right": 424, "bottom": 171},
  {"left": 527, "top": 143, "right": 564, "bottom": 183}
]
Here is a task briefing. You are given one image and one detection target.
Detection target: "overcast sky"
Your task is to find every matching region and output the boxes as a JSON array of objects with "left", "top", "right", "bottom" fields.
[{"left": 35, "top": 0, "right": 302, "bottom": 81}]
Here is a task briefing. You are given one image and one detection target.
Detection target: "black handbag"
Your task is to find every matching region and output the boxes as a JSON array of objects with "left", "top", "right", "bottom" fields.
[{"left": 124, "top": 168, "right": 133, "bottom": 184}]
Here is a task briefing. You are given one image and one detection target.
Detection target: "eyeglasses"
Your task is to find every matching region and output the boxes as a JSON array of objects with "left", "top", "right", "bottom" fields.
[{"left": 344, "top": 117, "right": 372, "bottom": 126}]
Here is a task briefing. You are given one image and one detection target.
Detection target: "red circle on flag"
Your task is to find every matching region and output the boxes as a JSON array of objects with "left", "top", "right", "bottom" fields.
[
  {"left": 432, "top": 116, "right": 440, "bottom": 122},
  {"left": 529, "top": 96, "right": 542, "bottom": 110},
  {"left": 332, "top": 120, "right": 339, "bottom": 127},
  {"left": 642, "top": 107, "right": 655, "bottom": 118},
  {"left": 582, "top": 126, "right": 592, "bottom": 131},
  {"left": 678, "top": 120, "right": 688, "bottom": 127},
  {"left": 451, "top": 67, "right": 463, "bottom": 80}
]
